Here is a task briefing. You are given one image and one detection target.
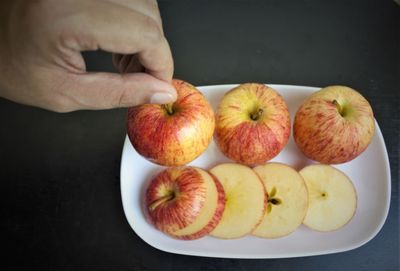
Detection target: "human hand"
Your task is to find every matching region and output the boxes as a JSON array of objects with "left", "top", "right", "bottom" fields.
[{"left": 0, "top": 0, "right": 176, "bottom": 112}]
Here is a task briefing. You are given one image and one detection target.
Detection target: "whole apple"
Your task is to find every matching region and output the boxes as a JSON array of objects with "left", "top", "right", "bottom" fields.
[
  {"left": 127, "top": 79, "right": 215, "bottom": 166},
  {"left": 293, "top": 86, "right": 375, "bottom": 164},
  {"left": 214, "top": 83, "right": 290, "bottom": 166},
  {"left": 146, "top": 167, "right": 225, "bottom": 240}
]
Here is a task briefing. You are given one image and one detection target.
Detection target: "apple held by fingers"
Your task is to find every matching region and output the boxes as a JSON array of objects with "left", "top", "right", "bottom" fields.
[
  {"left": 214, "top": 83, "right": 290, "bottom": 166},
  {"left": 252, "top": 163, "right": 308, "bottom": 238},
  {"left": 209, "top": 163, "right": 266, "bottom": 239},
  {"left": 146, "top": 167, "right": 225, "bottom": 240},
  {"left": 293, "top": 86, "right": 375, "bottom": 164},
  {"left": 300, "top": 164, "right": 357, "bottom": 232},
  {"left": 127, "top": 79, "right": 215, "bottom": 166}
]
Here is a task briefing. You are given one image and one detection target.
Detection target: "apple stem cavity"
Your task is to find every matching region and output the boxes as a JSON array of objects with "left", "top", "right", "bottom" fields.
[
  {"left": 148, "top": 193, "right": 175, "bottom": 211},
  {"left": 332, "top": 100, "right": 345, "bottom": 117},
  {"left": 250, "top": 108, "right": 264, "bottom": 121},
  {"left": 163, "top": 103, "right": 175, "bottom": 115}
]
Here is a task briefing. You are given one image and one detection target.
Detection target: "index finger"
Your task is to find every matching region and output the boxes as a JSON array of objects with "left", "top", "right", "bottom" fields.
[
  {"left": 61, "top": 2, "right": 174, "bottom": 82},
  {"left": 138, "top": 36, "right": 174, "bottom": 82},
  {"left": 106, "top": 0, "right": 173, "bottom": 82}
]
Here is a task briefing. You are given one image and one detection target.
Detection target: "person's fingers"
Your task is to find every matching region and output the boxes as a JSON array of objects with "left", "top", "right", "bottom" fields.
[
  {"left": 109, "top": 0, "right": 166, "bottom": 75},
  {"left": 112, "top": 53, "right": 123, "bottom": 68},
  {"left": 53, "top": 72, "right": 177, "bottom": 112},
  {"left": 137, "top": 38, "right": 174, "bottom": 82},
  {"left": 106, "top": 0, "right": 163, "bottom": 30},
  {"left": 64, "top": 3, "right": 160, "bottom": 55},
  {"left": 113, "top": 54, "right": 144, "bottom": 73},
  {"left": 123, "top": 55, "right": 145, "bottom": 73},
  {"left": 63, "top": 2, "right": 174, "bottom": 82}
]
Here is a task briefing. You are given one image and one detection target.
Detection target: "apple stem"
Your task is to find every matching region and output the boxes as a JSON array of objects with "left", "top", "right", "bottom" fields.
[
  {"left": 148, "top": 194, "right": 175, "bottom": 211},
  {"left": 332, "top": 100, "right": 343, "bottom": 115},
  {"left": 163, "top": 104, "right": 174, "bottom": 115},
  {"left": 250, "top": 108, "right": 264, "bottom": 121}
]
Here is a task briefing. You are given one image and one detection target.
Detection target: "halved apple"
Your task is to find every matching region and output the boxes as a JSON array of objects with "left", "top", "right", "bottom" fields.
[
  {"left": 209, "top": 163, "right": 266, "bottom": 239},
  {"left": 300, "top": 164, "right": 357, "bottom": 232},
  {"left": 252, "top": 163, "right": 308, "bottom": 238},
  {"left": 146, "top": 167, "right": 225, "bottom": 240}
]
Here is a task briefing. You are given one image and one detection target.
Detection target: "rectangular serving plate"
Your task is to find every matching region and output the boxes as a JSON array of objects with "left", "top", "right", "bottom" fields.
[{"left": 120, "top": 84, "right": 391, "bottom": 258}]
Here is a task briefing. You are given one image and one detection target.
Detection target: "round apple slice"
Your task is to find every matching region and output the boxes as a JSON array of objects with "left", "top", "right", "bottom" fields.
[
  {"left": 209, "top": 163, "right": 266, "bottom": 239},
  {"left": 146, "top": 167, "right": 225, "bottom": 240},
  {"left": 300, "top": 164, "right": 357, "bottom": 232},
  {"left": 252, "top": 163, "right": 308, "bottom": 238}
]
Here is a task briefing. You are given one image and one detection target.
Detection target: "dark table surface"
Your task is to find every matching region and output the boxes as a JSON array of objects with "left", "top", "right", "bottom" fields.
[{"left": 1, "top": 0, "right": 399, "bottom": 270}]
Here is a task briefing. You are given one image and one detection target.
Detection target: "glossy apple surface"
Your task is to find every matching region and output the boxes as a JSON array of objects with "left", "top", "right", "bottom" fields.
[
  {"left": 127, "top": 79, "right": 215, "bottom": 166},
  {"left": 214, "top": 83, "right": 290, "bottom": 166},
  {"left": 146, "top": 167, "right": 225, "bottom": 240},
  {"left": 294, "top": 86, "right": 375, "bottom": 164}
]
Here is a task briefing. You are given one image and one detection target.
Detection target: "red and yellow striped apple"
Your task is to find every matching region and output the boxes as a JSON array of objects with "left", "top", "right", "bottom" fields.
[
  {"left": 146, "top": 167, "right": 225, "bottom": 240},
  {"left": 127, "top": 79, "right": 215, "bottom": 166},
  {"left": 214, "top": 83, "right": 290, "bottom": 166},
  {"left": 293, "top": 86, "right": 375, "bottom": 164}
]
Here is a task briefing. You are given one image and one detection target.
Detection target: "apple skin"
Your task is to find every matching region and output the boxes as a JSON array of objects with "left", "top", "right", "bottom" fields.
[
  {"left": 175, "top": 173, "right": 225, "bottom": 240},
  {"left": 127, "top": 79, "right": 215, "bottom": 166},
  {"left": 146, "top": 167, "right": 225, "bottom": 240},
  {"left": 214, "top": 83, "right": 290, "bottom": 166},
  {"left": 293, "top": 86, "right": 375, "bottom": 164}
]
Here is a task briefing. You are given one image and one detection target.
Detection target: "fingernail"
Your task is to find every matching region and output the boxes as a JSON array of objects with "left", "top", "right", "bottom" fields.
[{"left": 150, "top": 93, "right": 175, "bottom": 104}]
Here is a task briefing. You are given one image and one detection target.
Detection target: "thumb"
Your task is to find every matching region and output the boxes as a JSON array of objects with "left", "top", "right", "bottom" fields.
[{"left": 60, "top": 72, "right": 177, "bottom": 111}]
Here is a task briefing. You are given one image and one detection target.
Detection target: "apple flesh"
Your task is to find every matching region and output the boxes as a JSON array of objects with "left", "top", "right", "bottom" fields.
[
  {"left": 127, "top": 79, "right": 215, "bottom": 166},
  {"left": 300, "top": 164, "right": 357, "bottom": 232},
  {"left": 294, "top": 85, "right": 375, "bottom": 164},
  {"left": 252, "top": 163, "right": 308, "bottom": 238},
  {"left": 209, "top": 163, "right": 266, "bottom": 239},
  {"left": 146, "top": 167, "right": 225, "bottom": 240},
  {"left": 214, "top": 83, "right": 290, "bottom": 166}
]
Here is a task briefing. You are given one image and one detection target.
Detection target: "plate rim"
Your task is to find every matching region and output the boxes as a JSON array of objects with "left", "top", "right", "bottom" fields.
[{"left": 120, "top": 83, "right": 391, "bottom": 259}]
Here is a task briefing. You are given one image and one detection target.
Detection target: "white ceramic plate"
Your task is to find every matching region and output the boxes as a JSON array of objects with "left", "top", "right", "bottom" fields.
[{"left": 120, "top": 84, "right": 391, "bottom": 258}]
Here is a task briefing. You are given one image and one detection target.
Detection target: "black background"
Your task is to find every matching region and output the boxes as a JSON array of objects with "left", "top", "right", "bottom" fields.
[{"left": 1, "top": 0, "right": 399, "bottom": 270}]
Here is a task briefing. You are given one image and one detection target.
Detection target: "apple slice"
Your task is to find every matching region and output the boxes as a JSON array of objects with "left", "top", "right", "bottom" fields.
[
  {"left": 146, "top": 167, "right": 225, "bottom": 240},
  {"left": 299, "top": 164, "right": 357, "bottom": 232},
  {"left": 209, "top": 163, "right": 266, "bottom": 239},
  {"left": 252, "top": 163, "right": 308, "bottom": 238}
]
